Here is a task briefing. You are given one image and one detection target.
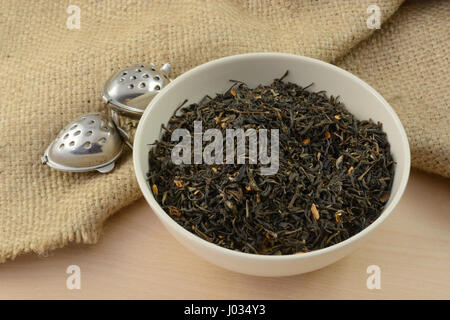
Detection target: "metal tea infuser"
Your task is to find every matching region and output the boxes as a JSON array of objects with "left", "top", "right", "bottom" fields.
[{"left": 42, "top": 62, "right": 171, "bottom": 173}]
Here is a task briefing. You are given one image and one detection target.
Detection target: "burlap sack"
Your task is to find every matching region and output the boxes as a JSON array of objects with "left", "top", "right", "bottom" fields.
[
  {"left": 0, "top": 0, "right": 447, "bottom": 263},
  {"left": 336, "top": 0, "right": 450, "bottom": 178}
]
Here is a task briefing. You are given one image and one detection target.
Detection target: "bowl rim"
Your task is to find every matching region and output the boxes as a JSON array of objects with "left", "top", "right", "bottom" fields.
[{"left": 133, "top": 52, "right": 411, "bottom": 261}]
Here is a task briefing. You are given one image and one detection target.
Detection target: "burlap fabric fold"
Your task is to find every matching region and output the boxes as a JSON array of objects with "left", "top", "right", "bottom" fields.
[{"left": 0, "top": 0, "right": 448, "bottom": 263}]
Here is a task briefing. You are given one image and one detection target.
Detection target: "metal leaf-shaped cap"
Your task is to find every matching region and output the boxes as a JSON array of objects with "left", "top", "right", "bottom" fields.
[
  {"left": 42, "top": 113, "right": 123, "bottom": 173},
  {"left": 102, "top": 63, "right": 171, "bottom": 117}
]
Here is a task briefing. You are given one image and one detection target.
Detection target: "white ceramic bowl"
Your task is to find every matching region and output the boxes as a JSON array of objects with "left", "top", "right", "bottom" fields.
[{"left": 133, "top": 53, "right": 410, "bottom": 277}]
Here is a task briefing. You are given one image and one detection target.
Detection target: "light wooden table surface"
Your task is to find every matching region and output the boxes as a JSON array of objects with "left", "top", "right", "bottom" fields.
[{"left": 0, "top": 169, "right": 449, "bottom": 300}]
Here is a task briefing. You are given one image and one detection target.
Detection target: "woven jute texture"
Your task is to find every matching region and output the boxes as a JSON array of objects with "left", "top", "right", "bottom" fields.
[
  {"left": 0, "top": 0, "right": 448, "bottom": 263},
  {"left": 336, "top": 0, "right": 450, "bottom": 178}
]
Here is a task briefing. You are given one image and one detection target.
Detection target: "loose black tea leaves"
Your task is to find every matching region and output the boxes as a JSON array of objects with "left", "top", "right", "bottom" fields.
[{"left": 147, "top": 74, "right": 395, "bottom": 255}]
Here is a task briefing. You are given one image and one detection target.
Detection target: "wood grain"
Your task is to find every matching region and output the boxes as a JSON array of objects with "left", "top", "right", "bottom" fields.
[{"left": 0, "top": 169, "right": 449, "bottom": 299}]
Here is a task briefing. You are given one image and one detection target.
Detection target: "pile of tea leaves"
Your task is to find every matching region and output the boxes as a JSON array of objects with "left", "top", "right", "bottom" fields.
[{"left": 147, "top": 74, "right": 394, "bottom": 255}]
